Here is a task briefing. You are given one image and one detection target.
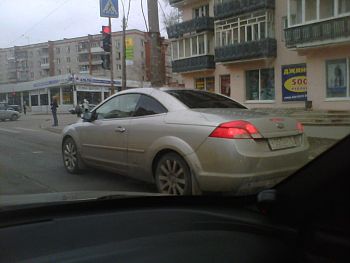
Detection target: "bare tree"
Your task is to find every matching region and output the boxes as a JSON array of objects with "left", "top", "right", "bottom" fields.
[{"left": 159, "top": 0, "right": 182, "bottom": 31}]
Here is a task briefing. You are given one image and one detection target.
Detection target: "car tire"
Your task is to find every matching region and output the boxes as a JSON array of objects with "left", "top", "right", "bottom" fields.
[
  {"left": 62, "top": 137, "right": 85, "bottom": 174},
  {"left": 10, "top": 114, "right": 18, "bottom": 121},
  {"left": 155, "top": 153, "right": 192, "bottom": 195}
]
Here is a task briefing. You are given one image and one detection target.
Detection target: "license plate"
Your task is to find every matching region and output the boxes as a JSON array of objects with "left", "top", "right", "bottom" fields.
[{"left": 268, "top": 136, "right": 297, "bottom": 150}]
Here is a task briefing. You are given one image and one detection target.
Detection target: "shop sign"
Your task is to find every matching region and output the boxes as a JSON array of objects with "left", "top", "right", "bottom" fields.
[{"left": 282, "top": 64, "right": 307, "bottom": 101}]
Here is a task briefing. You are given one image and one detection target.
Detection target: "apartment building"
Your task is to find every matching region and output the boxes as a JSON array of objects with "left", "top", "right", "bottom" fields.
[
  {"left": 0, "top": 29, "right": 183, "bottom": 112},
  {"left": 0, "top": 29, "right": 154, "bottom": 84},
  {"left": 168, "top": 0, "right": 350, "bottom": 110}
]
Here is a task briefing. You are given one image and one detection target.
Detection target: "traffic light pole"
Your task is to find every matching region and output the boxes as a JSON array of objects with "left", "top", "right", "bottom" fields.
[
  {"left": 108, "top": 17, "right": 115, "bottom": 95},
  {"left": 122, "top": 16, "right": 127, "bottom": 91}
]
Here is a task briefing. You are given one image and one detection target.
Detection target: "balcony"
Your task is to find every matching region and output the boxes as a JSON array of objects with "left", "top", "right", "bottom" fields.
[
  {"left": 41, "top": 63, "right": 50, "bottom": 69},
  {"left": 285, "top": 16, "right": 350, "bottom": 49},
  {"left": 91, "top": 47, "right": 104, "bottom": 53},
  {"left": 215, "top": 38, "right": 277, "bottom": 63},
  {"left": 172, "top": 55, "right": 215, "bottom": 73},
  {"left": 167, "top": 17, "right": 214, "bottom": 39},
  {"left": 214, "top": 0, "right": 275, "bottom": 19}
]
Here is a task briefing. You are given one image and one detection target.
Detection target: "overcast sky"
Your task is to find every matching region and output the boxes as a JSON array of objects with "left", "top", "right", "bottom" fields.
[{"left": 0, "top": 0, "right": 171, "bottom": 48}]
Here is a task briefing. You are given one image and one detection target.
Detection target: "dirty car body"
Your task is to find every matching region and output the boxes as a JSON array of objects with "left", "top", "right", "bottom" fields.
[{"left": 62, "top": 88, "right": 309, "bottom": 195}]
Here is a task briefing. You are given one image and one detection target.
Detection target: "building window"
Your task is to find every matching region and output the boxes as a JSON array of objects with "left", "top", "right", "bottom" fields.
[
  {"left": 67, "top": 68, "right": 71, "bottom": 74},
  {"left": 58, "top": 69, "right": 62, "bottom": 75},
  {"left": 116, "top": 52, "right": 121, "bottom": 60},
  {"left": 63, "top": 86, "right": 73, "bottom": 104},
  {"left": 289, "top": 0, "right": 303, "bottom": 25},
  {"left": 56, "top": 47, "right": 60, "bottom": 54},
  {"left": 195, "top": 77, "right": 215, "bottom": 92},
  {"left": 31, "top": 72, "right": 34, "bottom": 79},
  {"left": 339, "top": 0, "right": 350, "bottom": 14},
  {"left": 246, "top": 68, "right": 275, "bottom": 101},
  {"left": 141, "top": 51, "right": 144, "bottom": 58},
  {"left": 116, "top": 64, "right": 122, "bottom": 70},
  {"left": 57, "top": 58, "right": 60, "bottom": 64},
  {"left": 67, "top": 57, "right": 70, "bottom": 63},
  {"left": 40, "top": 94, "right": 49, "bottom": 106},
  {"left": 320, "top": 0, "right": 335, "bottom": 19},
  {"left": 326, "top": 59, "right": 349, "bottom": 98},
  {"left": 220, "top": 75, "right": 231, "bottom": 97},
  {"left": 67, "top": 46, "right": 70, "bottom": 53},
  {"left": 215, "top": 11, "right": 272, "bottom": 47},
  {"left": 288, "top": 0, "right": 350, "bottom": 26},
  {"left": 31, "top": 95, "right": 38, "bottom": 106},
  {"left": 141, "top": 39, "right": 144, "bottom": 46},
  {"left": 116, "top": 40, "right": 121, "bottom": 49},
  {"left": 193, "top": 4, "right": 209, "bottom": 18},
  {"left": 171, "top": 33, "right": 208, "bottom": 60}
]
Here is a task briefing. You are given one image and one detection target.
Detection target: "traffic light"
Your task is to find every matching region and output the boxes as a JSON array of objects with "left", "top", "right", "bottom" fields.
[
  {"left": 101, "top": 26, "right": 111, "bottom": 52},
  {"left": 101, "top": 54, "right": 110, "bottom": 70}
]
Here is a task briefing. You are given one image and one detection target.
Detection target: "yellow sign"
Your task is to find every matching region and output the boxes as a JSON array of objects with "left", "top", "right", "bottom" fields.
[
  {"left": 125, "top": 37, "right": 134, "bottom": 60},
  {"left": 284, "top": 76, "right": 307, "bottom": 93}
]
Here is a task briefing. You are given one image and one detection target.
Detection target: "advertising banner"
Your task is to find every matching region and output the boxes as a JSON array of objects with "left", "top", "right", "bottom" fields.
[
  {"left": 282, "top": 64, "right": 307, "bottom": 101},
  {"left": 125, "top": 37, "right": 134, "bottom": 65}
]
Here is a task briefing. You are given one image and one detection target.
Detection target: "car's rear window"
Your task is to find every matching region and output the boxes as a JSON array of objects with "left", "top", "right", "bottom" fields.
[{"left": 166, "top": 90, "right": 246, "bottom": 109}]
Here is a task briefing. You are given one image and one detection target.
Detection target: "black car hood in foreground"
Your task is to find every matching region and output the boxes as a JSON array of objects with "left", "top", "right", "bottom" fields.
[{"left": 0, "top": 191, "right": 161, "bottom": 210}]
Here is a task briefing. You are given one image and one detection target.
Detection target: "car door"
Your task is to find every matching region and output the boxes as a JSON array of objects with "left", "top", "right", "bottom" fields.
[
  {"left": 79, "top": 93, "right": 141, "bottom": 175},
  {"left": 127, "top": 94, "right": 168, "bottom": 181}
]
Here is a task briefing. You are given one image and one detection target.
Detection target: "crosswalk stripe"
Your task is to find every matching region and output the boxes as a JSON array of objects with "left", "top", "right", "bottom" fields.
[
  {"left": 0, "top": 128, "right": 20, "bottom": 134},
  {"left": 14, "top": 127, "right": 39, "bottom": 132}
]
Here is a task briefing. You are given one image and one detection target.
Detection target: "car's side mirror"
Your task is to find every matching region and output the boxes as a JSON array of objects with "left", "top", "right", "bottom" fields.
[{"left": 82, "top": 112, "right": 96, "bottom": 122}]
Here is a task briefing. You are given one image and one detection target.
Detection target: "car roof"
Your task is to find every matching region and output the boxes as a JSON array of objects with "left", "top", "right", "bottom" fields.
[{"left": 111, "top": 87, "right": 189, "bottom": 111}]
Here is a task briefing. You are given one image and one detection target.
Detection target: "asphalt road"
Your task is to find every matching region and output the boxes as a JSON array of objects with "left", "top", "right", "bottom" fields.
[
  {"left": 0, "top": 113, "right": 340, "bottom": 196},
  {"left": 0, "top": 114, "right": 156, "bottom": 195}
]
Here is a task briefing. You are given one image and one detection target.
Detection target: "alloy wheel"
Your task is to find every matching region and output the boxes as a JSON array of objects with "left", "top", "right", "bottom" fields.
[
  {"left": 156, "top": 154, "right": 191, "bottom": 195},
  {"left": 63, "top": 139, "right": 78, "bottom": 172}
]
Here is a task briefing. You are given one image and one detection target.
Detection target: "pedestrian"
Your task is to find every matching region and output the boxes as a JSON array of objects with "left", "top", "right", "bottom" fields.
[
  {"left": 23, "top": 101, "right": 27, "bottom": 115},
  {"left": 83, "top": 99, "right": 89, "bottom": 113},
  {"left": 75, "top": 103, "right": 82, "bottom": 117},
  {"left": 50, "top": 96, "right": 59, "bottom": 127}
]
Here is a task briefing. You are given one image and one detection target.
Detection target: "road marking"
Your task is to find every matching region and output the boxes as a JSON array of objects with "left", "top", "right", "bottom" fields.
[
  {"left": 0, "top": 128, "right": 20, "bottom": 134},
  {"left": 32, "top": 151, "right": 43, "bottom": 154},
  {"left": 14, "top": 127, "right": 39, "bottom": 132}
]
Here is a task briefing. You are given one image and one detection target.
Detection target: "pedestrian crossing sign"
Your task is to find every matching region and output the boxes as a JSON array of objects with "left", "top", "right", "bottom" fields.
[{"left": 100, "top": 0, "right": 119, "bottom": 18}]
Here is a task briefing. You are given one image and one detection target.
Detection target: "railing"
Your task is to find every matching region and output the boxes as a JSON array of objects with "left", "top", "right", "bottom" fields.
[
  {"left": 214, "top": 0, "right": 275, "bottom": 19},
  {"left": 285, "top": 16, "right": 350, "bottom": 48},
  {"left": 172, "top": 55, "right": 215, "bottom": 73},
  {"left": 167, "top": 17, "right": 214, "bottom": 38},
  {"left": 215, "top": 38, "right": 277, "bottom": 62}
]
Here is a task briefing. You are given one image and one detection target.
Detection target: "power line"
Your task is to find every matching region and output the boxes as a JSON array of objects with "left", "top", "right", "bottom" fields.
[
  {"left": 9, "top": 0, "right": 71, "bottom": 46},
  {"left": 141, "top": 0, "right": 149, "bottom": 32}
]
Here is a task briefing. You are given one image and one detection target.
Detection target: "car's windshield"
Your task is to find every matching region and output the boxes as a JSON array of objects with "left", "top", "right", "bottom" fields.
[
  {"left": 166, "top": 90, "right": 246, "bottom": 109},
  {"left": 0, "top": 0, "right": 349, "bottom": 208}
]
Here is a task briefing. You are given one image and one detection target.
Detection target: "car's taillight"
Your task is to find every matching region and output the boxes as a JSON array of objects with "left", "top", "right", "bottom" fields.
[
  {"left": 209, "top": 120, "right": 262, "bottom": 139},
  {"left": 296, "top": 122, "right": 304, "bottom": 133}
]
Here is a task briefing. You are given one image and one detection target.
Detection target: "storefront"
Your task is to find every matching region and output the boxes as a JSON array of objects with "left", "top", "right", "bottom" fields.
[{"left": 0, "top": 74, "right": 150, "bottom": 113}]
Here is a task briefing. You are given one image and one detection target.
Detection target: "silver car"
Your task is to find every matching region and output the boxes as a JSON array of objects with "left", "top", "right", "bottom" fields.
[
  {"left": 0, "top": 108, "right": 20, "bottom": 121},
  {"left": 62, "top": 88, "right": 309, "bottom": 195}
]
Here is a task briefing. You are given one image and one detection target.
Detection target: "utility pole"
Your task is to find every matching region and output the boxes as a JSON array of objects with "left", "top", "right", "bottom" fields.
[
  {"left": 147, "top": 0, "right": 162, "bottom": 87},
  {"left": 109, "top": 17, "right": 115, "bottom": 94},
  {"left": 122, "top": 16, "right": 127, "bottom": 90}
]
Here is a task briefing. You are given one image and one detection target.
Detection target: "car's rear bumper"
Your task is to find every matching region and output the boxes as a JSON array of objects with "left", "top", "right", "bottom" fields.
[
  {"left": 185, "top": 135, "right": 309, "bottom": 194},
  {"left": 194, "top": 167, "right": 298, "bottom": 195}
]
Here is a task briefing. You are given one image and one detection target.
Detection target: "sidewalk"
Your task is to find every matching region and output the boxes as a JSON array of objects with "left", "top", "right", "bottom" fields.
[{"left": 40, "top": 113, "right": 80, "bottom": 134}]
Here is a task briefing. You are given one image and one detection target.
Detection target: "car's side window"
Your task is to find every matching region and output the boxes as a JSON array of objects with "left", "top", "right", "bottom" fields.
[
  {"left": 133, "top": 95, "right": 167, "bottom": 117},
  {"left": 96, "top": 94, "right": 141, "bottom": 120}
]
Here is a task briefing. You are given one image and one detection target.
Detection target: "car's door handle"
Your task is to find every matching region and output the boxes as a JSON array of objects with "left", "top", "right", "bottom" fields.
[{"left": 115, "top": 127, "right": 126, "bottom": 133}]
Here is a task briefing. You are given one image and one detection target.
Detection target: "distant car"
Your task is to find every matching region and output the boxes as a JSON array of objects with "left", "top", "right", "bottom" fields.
[
  {"left": 62, "top": 88, "right": 309, "bottom": 196},
  {"left": 0, "top": 108, "right": 20, "bottom": 121},
  {"left": 0, "top": 102, "right": 22, "bottom": 113},
  {"left": 7, "top": 105, "right": 22, "bottom": 113},
  {"left": 69, "top": 104, "right": 96, "bottom": 115}
]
